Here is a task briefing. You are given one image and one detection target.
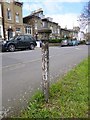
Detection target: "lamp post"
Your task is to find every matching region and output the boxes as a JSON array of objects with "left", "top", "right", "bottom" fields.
[{"left": 38, "top": 18, "right": 51, "bottom": 102}]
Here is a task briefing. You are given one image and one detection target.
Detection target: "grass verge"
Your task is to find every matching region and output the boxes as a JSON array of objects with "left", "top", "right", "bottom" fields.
[{"left": 20, "top": 58, "right": 88, "bottom": 118}]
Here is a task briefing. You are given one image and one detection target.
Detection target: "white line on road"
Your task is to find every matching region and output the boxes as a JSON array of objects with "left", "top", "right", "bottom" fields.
[
  {"left": 1, "top": 46, "right": 83, "bottom": 71},
  {"left": 1, "top": 48, "right": 40, "bottom": 55},
  {"left": 1, "top": 58, "right": 42, "bottom": 70},
  {"left": 75, "top": 47, "right": 81, "bottom": 50}
]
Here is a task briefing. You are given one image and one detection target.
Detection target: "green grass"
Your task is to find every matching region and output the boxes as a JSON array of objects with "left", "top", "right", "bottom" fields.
[{"left": 20, "top": 58, "right": 88, "bottom": 118}]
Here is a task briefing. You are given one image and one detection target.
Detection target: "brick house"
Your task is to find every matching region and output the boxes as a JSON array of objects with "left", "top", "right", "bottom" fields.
[
  {"left": 2, "top": 0, "right": 24, "bottom": 40},
  {"left": 0, "top": 2, "right": 4, "bottom": 40},
  {"left": 23, "top": 9, "right": 61, "bottom": 40},
  {"left": 46, "top": 17, "right": 61, "bottom": 39},
  {"left": 23, "top": 9, "right": 44, "bottom": 40},
  {"left": 23, "top": 15, "right": 42, "bottom": 39},
  {"left": 61, "top": 28, "right": 70, "bottom": 38},
  {"left": 23, "top": 23, "right": 33, "bottom": 35},
  {"left": 60, "top": 27, "right": 78, "bottom": 39}
]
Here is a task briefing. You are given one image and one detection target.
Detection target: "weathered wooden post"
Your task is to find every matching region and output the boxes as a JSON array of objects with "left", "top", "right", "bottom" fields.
[{"left": 38, "top": 18, "right": 52, "bottom": 102}]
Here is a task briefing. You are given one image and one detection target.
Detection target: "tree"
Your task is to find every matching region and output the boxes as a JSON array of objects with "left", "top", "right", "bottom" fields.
[{"left": 78, "top": 1, "right": 90, "bottom": 30}]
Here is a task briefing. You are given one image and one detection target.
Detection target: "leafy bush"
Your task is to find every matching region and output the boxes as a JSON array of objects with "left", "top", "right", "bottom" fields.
[
  {"left": 49, "top": 38, "right": 65, "bottom": 43},
  {"left": 79, "top": 40, "right": 86, "bottom": 44}
]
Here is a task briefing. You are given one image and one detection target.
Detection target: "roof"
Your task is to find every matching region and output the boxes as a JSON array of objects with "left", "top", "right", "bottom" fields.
[
  {"left": 23, "top": 14, "right": 41, "bottom": 20},
  {"left": 14, "top": 1, "right": 23, "bottom": 6}
]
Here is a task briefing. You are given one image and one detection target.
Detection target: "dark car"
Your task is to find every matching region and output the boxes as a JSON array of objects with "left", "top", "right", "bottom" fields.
[{"left": 1, "top": 34, "right": 37, "bottom": 52}]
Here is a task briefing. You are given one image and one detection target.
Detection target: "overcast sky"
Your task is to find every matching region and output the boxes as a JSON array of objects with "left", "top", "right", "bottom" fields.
[{"left": 21, "top": 0, "right": 88, "bottom": 29}]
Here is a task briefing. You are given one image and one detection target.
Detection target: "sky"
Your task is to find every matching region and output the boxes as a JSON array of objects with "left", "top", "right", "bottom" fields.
[{"left": 21, "top": 0, "right": 88, "bottom": 29}]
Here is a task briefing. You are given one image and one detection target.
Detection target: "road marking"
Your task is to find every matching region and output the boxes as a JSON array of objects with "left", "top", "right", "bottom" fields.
[
  {"left": 1, "top": 46, "right": 84, "bottom": 71},
  {"left": 1, "top": 58, "right": 42, "bottom": 70},
  {"left": 75, "top": 47, "right": 81, "bottom": 50},
  {"left": 1, "top": 50, "right": 76, "bottom": 70},
  {"left": 1, "top": 48, "right": 40, "bottom": 55},
  {"left": 8, "top": 64, "right": 25, "bottom": 71}
]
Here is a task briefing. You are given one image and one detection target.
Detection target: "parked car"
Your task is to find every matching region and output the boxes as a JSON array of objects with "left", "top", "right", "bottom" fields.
[
  {"left": 61, "top": 39, "right": 69, "bottom": 46},
  {"left": 61, "top": 39, "right": 78, "bottom": 47},
  {"left": 0, "top": 40, "right": 2, "bottom": 52},
  {"left": 1, "top": 34, "right": 37, "bottom": 52},
  {"left": 71, "top": 39, "right": 79, "bottom": 46},
  {"left": 85, "top": 41, "right": 90, "bottom": 45}
]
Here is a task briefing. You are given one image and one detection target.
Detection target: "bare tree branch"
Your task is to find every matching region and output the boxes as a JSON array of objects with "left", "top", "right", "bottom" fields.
[{"left": 78, "top": 1, "right": 90, "bottom": 29}]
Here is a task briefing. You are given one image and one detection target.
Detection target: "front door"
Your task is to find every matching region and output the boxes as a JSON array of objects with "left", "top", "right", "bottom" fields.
[{"left": 8, "top": 29, "right": 13, "bottom": 40}]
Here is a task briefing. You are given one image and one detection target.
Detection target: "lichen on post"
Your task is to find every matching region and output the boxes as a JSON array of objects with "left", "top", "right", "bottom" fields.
[{"left": 38, "top": 18, "right": 52, "bottom": 102}]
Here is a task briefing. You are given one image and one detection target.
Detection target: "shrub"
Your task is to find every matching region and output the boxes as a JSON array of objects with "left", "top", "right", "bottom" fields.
[
  {"left": 79, "top": 40, "right": 86, "bottom": 44},
  {"left": 49, "top": 38, "right": 65, "bottom": 43}
]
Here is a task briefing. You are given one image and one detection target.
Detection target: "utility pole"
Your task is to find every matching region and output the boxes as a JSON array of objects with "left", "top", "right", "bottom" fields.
[{"left": 38, "top": 18, "right": 51, "bottom": 102}]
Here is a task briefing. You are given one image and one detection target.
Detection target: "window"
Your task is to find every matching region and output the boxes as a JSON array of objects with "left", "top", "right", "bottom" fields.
[
  {"left": 58, "top": 28, "right": 60, "bottom": 34},
  {"left": 25, "top": 26, "right": 31, "bottom": 34},
  {"left": 7, "top": 9, "right": 11, "bottom": 20},
  {"left": 50, "top": 26, "right": 53, "bottom": 33},
  {"left": 16, "top": 14, "right": 19, "bottom": 23},
  {"left": 25, "top": 35, "right": 30, "bottom": 41},
  {"left": 0, "top": 4, "right": 2, "bottom": 17},
  {"left": 0, "top": 26, "right": 1, "bottom": 37},
  {"left": 42, "top": 22, "right": 45, "bottom": 27},
  {"left": 35, "top": 23, "right": 37, "bottom": 30},
  {"left": 17, "top": 35, "right": 24, "bottom": 41},
  {"left": 6, "top": 0, "right": 10, "bottom": 3},
  {"left": 16, "top": 28, "right": 21, "bottom": 33},
  {"left": 55, "top": 29, "right": 57, "bottom": 34}
]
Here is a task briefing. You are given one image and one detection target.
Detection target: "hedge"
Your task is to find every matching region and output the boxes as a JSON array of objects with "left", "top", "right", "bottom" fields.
[{"left": 49, "top": 38, "right": 65, "bottom": 43}]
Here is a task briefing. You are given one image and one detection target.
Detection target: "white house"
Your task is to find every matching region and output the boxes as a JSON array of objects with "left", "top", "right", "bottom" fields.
[
  {"left": 84, "top": 22, "right": 90, "bottom": 34},
  {"left": 78, "top": 31, "right": 85, "bottom": 41},
  {"left": 0, "top": 3, "right": 4, "bottom": 40}
]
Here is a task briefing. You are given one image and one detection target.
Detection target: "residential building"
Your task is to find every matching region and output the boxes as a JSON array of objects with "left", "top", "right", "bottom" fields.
[
  {"left": 69, "top": 29, "right": 78, "bottom": 39},
  {"left": 2, "top": 0, "right": 24, "bottom": 40},
  {"left": 0, "top": 2, "right": 4, "bottom": 40},
  {"left": 61, "top": 28, "right": 70, "bottom": 38},
  {"left": 73, "top": 26, "right": 80, "bottom": 32},
  {"left": 23, "top": 23, "right": 32, "bottom": 35},
  {"left": 60, "top": 27, "right": 79, "bottom": 40},
  {"left": 72, "top": 27, "right": 80, "bottom": 39},
  {"left": 46, "top": 17, "right": 61, "bottom": 39},
  {"left": 31, "top": 8, "right": 45, "bottom": 19},
  {"left": 23, "top": 15, "right": 42, "bottom": 39},
  {"left": 83, "top": 22, "right": 90, "bottom": 40},
  {"left": 23, "top": 9, "right": 61, "bottom": 39},
  {"left": 23, "top": 8, "right": 44, "bottom": 39},
  {"left": 78, "top": 31, "right": 85, "bottom": 41}
]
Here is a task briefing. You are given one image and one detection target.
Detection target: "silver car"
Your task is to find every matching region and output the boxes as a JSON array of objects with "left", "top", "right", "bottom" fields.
[
  {"left": 85, "top": 41, "right": 90, "bottom": 45},
  {"left": 61, "top": 39, "right": 68, "bottom": 46},
  {"left": 61, "top": 39, "right": 78, "bottom": 47}
]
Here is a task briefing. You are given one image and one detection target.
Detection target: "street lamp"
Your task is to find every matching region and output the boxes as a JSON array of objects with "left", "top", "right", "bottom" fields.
[{"left": 38, "top": 18, "right": 51, "bottom": 102}]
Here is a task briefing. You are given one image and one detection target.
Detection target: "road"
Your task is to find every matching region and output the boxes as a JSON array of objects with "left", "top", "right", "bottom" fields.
[{"left": 1, "top": 45, "right": 88, "bottom": 116}]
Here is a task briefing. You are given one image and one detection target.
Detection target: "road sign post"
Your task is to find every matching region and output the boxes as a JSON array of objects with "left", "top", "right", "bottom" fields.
[{"left": 38, "top": 18, "right": 51, "bottom": 102}]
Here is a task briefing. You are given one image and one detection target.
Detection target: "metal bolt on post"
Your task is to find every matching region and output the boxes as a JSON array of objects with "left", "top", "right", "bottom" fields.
[{"left": 38, "top": 19, "right": 51, "bottom": 102}]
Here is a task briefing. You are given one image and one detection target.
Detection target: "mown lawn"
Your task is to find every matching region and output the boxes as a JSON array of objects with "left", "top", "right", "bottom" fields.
[{"left": 20, "top": 58, "right": 88, "bottom": 118}]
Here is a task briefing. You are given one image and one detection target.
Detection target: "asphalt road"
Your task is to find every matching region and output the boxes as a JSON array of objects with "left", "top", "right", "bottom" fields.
[{"left": 1, "top": 45, "right": 88, "bottom": 116}]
